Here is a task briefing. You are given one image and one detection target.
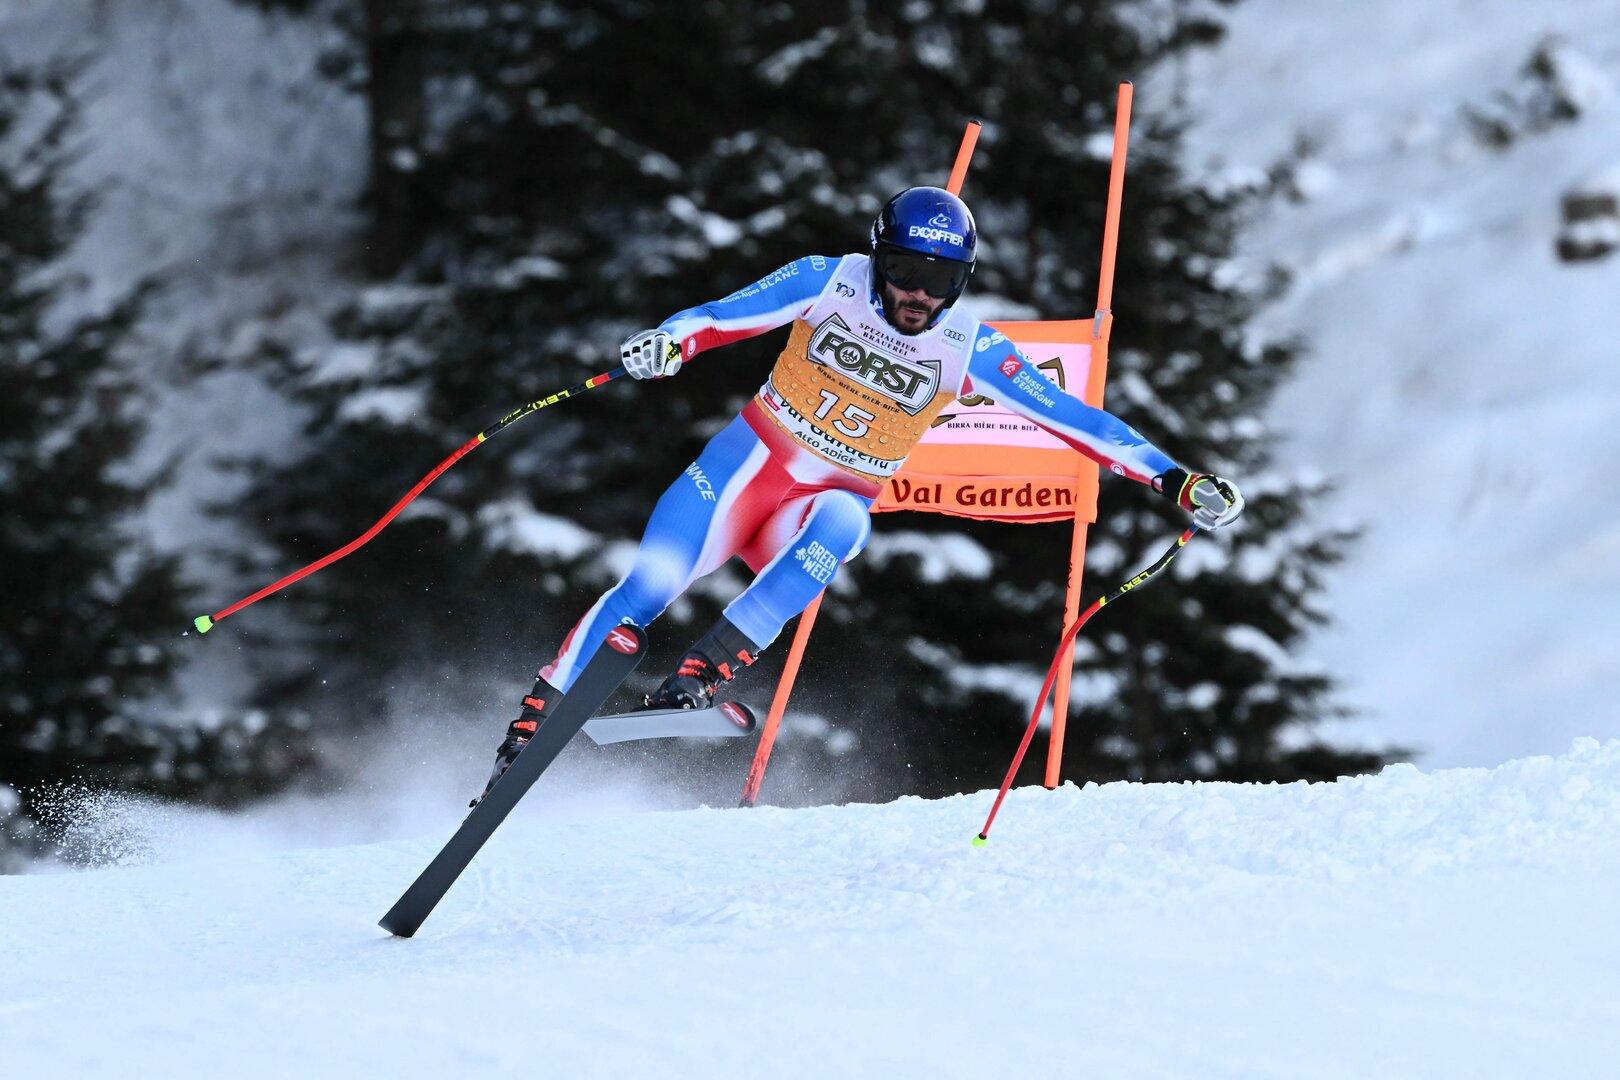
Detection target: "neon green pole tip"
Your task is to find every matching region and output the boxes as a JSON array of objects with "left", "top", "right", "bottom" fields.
[
  {"left": 193, "top": 615, "right": 214, "bottom": 635},
  {"left": 971, "top": 834, "right": 988, "bottom": 848}
]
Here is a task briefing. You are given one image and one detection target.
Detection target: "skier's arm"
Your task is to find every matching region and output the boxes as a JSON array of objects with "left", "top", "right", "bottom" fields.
[
  {"left": 963, "top": 328, "right": 1177, "bottom": 483},
  {"left": 619, "top": 256, "right": 840, "bottom": 380},
  {"left": 661, "top": 255, "right": 837, "bottom": 357},
  {"left": 962, "top": 327, "right": 1244, "bottom": 528}
]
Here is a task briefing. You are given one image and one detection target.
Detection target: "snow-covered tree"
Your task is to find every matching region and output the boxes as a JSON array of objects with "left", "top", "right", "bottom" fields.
[{"left": 0, "top": 62, "right": 315, "bottom": 866}]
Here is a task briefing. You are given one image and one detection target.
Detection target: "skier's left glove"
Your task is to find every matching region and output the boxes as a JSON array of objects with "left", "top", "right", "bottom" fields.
[
  {"left": 1155, "top": 468, "right": 1244, "bottom": 530},
  {"left": 620, "top": 328, "right": 683, "bottom": 380}
]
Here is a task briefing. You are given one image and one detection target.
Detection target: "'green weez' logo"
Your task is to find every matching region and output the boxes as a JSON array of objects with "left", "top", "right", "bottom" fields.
[{"left": 807, "top": 314, "right": 940, "bottom": 415}]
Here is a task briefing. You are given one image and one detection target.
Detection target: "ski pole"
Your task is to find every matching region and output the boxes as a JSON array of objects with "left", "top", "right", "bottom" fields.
[
  {"left": 192, "top": 366, "right": 627, "bottom": 635},
  {"left": 972, "top": 526, "right": 1197, "bottom": 846}
]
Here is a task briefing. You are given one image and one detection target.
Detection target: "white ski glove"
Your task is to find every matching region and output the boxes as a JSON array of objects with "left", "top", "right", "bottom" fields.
[
  {"left": 1159, "top": 469, "right": 1245, "bottom": 530},
  {"left": 620, "top": 328, "right": 682, "bottom": 380}
]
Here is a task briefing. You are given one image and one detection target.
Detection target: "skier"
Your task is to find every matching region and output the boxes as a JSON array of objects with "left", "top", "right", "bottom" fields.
[{"left": 478, "top": 186, "right": 1242, "bottom": 798}]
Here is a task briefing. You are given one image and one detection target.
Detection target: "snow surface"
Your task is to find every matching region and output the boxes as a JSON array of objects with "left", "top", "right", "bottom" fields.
[
  {"left": 4, "top": 740, "right": 1618, "bottom": 1077},
  {"left": 1158, "top": 0, "right": 1620, "bottom": 765}
]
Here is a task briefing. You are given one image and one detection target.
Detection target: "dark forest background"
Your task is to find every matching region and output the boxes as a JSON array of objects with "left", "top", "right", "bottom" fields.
[{"left": 1, "top": 0, "right": 1391, "bottom": 867}]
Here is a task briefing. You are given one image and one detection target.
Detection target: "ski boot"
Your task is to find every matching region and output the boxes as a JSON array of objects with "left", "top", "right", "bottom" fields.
[
  {"left": 471, "top": 675, "right": 562, "bottom": 807},
  {"left": 641, "top": 617, "right": 760, "bottom": 711}
]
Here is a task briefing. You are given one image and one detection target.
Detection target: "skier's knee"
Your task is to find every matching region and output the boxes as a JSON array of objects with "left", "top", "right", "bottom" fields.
[
  {"left": 807, "top": 490, "right": 872, "bottom": 562},
  {"left": 613, "top": 542, "right": 691, "bottom": 622}
]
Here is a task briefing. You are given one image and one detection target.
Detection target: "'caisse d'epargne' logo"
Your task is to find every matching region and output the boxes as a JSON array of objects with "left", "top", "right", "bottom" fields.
[{"left": 807, "top": 314, "right": 940, "bottom": 415}]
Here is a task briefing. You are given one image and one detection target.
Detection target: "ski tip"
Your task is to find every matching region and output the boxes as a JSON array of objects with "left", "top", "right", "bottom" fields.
[
  {"left": 970, "top": 834, "right": 989, "bottom": 848},
  {"left": 193, "top": 615, "right": 214, "bottom": 635}
]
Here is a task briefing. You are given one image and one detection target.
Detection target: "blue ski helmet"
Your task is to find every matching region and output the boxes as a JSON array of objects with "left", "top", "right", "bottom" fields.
[{"left": 870, "top": 186, "right": 977, "bottom": 317}]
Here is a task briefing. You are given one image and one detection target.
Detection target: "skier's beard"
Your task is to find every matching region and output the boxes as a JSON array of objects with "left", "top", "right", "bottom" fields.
[{"left": 884, "top": 285, "right": 941, "bottom": 335}]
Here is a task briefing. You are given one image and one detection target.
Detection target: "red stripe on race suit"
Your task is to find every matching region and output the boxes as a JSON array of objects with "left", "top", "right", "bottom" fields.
[
  {"left": 680, "top": 324, "right": 769, "bottom": 359},
  {"left": 741, "top": 399, "right": 883, "bottom": 500}
]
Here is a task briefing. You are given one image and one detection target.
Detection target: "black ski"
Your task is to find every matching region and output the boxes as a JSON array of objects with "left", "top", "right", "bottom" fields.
[
  {"left": 378, "top": 623, "right": 647, "bottom": 938},
  {"left": 582, "top": 700, "right": 757, "bottom": 746}
]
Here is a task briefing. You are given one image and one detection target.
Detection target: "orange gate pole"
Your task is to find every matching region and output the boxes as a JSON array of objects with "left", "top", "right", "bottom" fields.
[
  {"left": 945, "top": 119, "right": 982, "bottom": 194},
  {"left": 1044, "top": 82, "right": 1133, "bottom": 788},
  {"left": 738, "top": 120, "right": 984, "bottom": 807},
  {"left": 1046, "top": 513, "right": 1092, "bottom": 788},
  {"left": 739, "top": 592, "right": 821, "bottom": 806}
]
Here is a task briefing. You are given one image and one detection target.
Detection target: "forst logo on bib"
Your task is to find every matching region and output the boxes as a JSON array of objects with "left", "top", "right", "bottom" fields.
[{"left": 807, "top": 314, "right": 940, "bottom": 415}]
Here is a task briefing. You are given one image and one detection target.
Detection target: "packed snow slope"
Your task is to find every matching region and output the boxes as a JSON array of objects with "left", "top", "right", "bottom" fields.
[{"left": 4, "top": 741, "right": 1618, "bottom": 1078}]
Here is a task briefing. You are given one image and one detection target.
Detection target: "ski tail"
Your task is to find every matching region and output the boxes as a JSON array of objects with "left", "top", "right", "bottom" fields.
[
  {"left": 582, "top": 700, "right": 757, "bottom": 745},
  {"left": 378, "top": 623, "right": 647, "bottom": 938}
]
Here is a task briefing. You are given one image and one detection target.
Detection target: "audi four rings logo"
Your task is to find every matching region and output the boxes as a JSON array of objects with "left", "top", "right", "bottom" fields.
[{"left": 605, "top": 627, "right": 639, "bottom": 654}]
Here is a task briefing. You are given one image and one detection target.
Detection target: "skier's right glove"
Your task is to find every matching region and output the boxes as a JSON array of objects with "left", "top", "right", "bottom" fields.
[
  {"left": 1155, "top": 468, "right": 1245, "bottom": 530},
  {"left": 620, "top": 328, "right": 682, "bottom": 380}
]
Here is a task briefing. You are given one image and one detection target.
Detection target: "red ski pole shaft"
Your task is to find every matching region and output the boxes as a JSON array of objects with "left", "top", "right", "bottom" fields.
[
  {"left": 973, "top": 527, "right": 1197, "bottom": 846},
  {"left": 192, "top": 366, "right": 627, "bottom": 635}
]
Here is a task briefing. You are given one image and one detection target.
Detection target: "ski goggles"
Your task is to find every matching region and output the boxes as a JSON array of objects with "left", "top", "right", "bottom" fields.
[{"left": 874, "top": 245, "right": 972, "bottom": 299}]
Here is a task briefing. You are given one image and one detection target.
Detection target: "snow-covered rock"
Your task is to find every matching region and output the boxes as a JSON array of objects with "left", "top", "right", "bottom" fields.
[{"left": 1557, "top": 160, "right": 1620, "bottom": 262}]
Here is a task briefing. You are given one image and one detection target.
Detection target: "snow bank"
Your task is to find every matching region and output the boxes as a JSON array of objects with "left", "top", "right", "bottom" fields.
[
  {"left": 1161, "top": 0, "right": 1620, "bottom": 765},
  {"left": 3, "top": 740, "right": 1617, "bottom": 1076}
]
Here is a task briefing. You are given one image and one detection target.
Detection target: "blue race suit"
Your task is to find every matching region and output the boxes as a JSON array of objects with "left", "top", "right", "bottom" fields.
[{"left": 541, "top": 253, "right": 1181, "bottom": 689}]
